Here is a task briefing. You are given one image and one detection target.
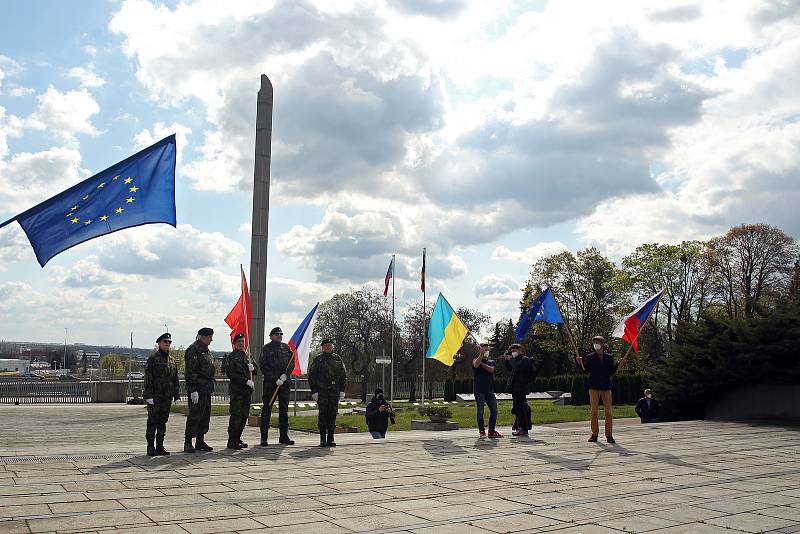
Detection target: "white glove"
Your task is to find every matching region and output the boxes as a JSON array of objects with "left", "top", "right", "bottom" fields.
[
  {"left": 279, "top": 373, "right": 287, "bottom": 382},
  {"left": 248, "top": 363, "right": 254, "bottom": 372},
  {"left": 190, "top": 391, "right": 199, "bottom": 404},
  {"left": 276, "top": 379, "right": 284, "bottom": 386},
  {"left": 311, "top": 392, "right": 318, "bottom": 401},
  {"left": 246, "top": 379, "right": 254, "bottom": 389},
  {"left": 146, "top": 398, "right": 154, "bottom": 405},
  {"left": 339, "top": 391, "right": 345, "bottom": 400}
]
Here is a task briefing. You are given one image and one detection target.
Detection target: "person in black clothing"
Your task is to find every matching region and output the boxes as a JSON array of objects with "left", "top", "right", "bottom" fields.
[
  {"left": 473, "top": 342, "right": 501, "bottom": 438},
  {"left": 576, "top": 335, "right": 628, "bottom": 443},
  {"left": 504, "top": 343, "right": 535, "bottom": 437},
  {"left": 224, "top": 333, "right": 257, "bottom": 449},
  {"left": 365, "top": 388, "right": 394, "bottom": 438},
  {"left": 635, "top": 389, "right": 660, "bottom": 423}
]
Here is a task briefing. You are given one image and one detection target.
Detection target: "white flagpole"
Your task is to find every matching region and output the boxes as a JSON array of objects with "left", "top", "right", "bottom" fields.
[{"left": 390, "top": 254, "right": 395, "bottom": 402}]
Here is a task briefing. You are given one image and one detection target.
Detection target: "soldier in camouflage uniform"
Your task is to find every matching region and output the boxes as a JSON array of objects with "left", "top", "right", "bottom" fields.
[
  {"left": 224, "top": 333, "right": 257, "bottom": 450},
  {"left": 184, "top": 327, "right": 216, "bottom": 453},
  {"left": 143, "top": 332, "right": 180, "bottom": 456},
  {"left": 258, "top": 327, "right": 296, "bottom": 446},
  {"left": 307, "top": 338, "right": 347, "bottom": 447}
]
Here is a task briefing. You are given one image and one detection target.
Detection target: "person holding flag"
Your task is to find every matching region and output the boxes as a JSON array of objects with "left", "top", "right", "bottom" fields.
[
  {"left": 223, "top": 333, "right": 257, "bottom": 450},
  {"left": 258, "top": 327, "right": 296, "bottom": 446},
  {"left": 577, "top": 335, "right": 627, "bottom": 443}
]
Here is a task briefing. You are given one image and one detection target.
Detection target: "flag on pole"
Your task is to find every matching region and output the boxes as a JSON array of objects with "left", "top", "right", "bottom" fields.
[
  {"left": 426, "top": 293, "right": 468, "bottom": 366},
  {"left": 289, "top": 303, "right": 320, "bottom": 376},
  {"left": 420, "top": 248, "right": 426, "bottom": 292},
  {"left": 0, "top": 135, "right": 177, "bottom": 267},
  {"left": 224, "top": 266, "right": 252, "bottom": 350},
  {"left": 515, "top": 287, "right": 565, "bottom": 341},
  {"left": 612, "top": 289, "right": 664, "bottom": 352},
  {"left": 383, "top": 257, "right": 394, "bottom": 297}
]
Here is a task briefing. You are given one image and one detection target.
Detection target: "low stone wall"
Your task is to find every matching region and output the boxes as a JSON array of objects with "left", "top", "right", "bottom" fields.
[
  {"left": 91, "top": 382, "right": 127, "bottom": 403},
  {"left": 706, "top": 384, "right": 800, "bottom": 422}
]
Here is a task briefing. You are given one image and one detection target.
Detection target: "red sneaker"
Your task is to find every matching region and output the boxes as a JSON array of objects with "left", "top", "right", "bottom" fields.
[
  {"left": 479, "top": 430, "right": 486, "bottom": 438},
  {"left": 488, "top": 431, "right": 503, "bottom": 438}
]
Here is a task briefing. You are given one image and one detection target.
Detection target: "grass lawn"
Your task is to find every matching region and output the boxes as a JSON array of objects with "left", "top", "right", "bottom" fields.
[{"left": 169, "top": 400, "right": 636, "bottom": 433}]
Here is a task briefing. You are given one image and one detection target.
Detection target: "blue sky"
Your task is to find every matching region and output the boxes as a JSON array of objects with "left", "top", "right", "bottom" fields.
[{"left": 1, "top": 0, "right": 799, "bottom": 351}]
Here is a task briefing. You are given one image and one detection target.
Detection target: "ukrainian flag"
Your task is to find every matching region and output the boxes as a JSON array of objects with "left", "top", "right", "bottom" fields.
[{"left": 426, "top": 293, "right": 469, "bottom": 366}]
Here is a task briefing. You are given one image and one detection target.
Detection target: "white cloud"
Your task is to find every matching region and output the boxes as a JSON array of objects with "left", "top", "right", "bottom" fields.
[
  {"left": 492, "top": 242, "right": 570, "bottom": 264},
  {"left": 472, "top": 273, "right": 522, "bottom": 320},
  {"left": 134, "top": 121, "right": 191, "bottom": 165},
  {"left": 7, "top": 86, "right": 35, "bottom": 97},
  {"left": 25, "top": 86, "right": 101, "bottom": 141},
  {"left": 0, "top": 145, "right": 84, "bottom": 215},
  {"left": 0, "top": 224, "right": 35, "bottom": 270},
  {"left": 68, "top": 64, "right": 106, "bottom": 88},
  {"left": 0, "top": 55, "right": 22, "bottom": 93}
]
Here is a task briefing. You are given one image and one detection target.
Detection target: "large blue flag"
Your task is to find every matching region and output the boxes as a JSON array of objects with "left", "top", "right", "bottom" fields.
[
  {"left": 515, "top": 287, "right": 564, "bottom": 341},
  {"left": 0, "top": 135, "right": 176, "bottom": 267}
]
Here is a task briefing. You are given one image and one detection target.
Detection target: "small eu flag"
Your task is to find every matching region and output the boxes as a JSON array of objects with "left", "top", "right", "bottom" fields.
[
  {"left": 515, "top": 287, "right": 565, "bottom": 341},
  {"left": 0, "top": 135, "right": 177, "bottom": 267}
]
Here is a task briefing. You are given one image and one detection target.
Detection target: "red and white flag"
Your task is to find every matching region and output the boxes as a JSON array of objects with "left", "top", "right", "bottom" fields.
[
  {"left": 383, "top": 257, "right": 394, "bottom": 297},
  {"left": 224, "top": 266, "right": 252, "bottom": 350},
  {"left": 612, "top": 289, "right": 664, "bottom": 352}
]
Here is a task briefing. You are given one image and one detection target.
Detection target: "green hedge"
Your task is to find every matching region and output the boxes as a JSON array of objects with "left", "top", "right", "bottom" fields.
[{"left": 532, "top": 373, "right": 649, "bottom": 405}]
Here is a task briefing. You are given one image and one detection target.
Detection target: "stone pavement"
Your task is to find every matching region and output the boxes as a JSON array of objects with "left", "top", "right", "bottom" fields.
[{"left": 0, "top": 405, "right": 799, "bottom": 533}]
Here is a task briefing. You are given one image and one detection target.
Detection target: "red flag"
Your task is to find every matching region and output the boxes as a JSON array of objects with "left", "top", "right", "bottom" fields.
[{"left": 224, "top": 266, "right": 252, "bottom": 350}]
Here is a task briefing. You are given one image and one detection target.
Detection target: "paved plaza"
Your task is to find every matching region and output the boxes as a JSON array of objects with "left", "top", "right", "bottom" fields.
[{"left": 0, "top": 405, "right": 799, "bottom": 533}]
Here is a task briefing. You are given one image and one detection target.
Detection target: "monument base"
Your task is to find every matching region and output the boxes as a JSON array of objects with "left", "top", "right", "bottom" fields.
[{"left": 410, "top": 419, "right": 460, "bottom": 431}]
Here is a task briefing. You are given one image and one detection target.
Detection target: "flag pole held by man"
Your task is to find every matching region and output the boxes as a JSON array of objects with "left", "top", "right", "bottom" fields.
[{"left": 0, "top": 135, "right": 177, "bottom": 266}]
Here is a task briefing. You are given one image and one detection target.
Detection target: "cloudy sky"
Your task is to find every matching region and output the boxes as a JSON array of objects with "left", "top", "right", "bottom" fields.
[{"left": 1, "top": 0, "right": 798, "bottom": 350}]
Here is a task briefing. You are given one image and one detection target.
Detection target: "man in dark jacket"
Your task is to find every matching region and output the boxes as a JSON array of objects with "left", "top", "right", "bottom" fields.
[
  {"left": 308, "top": 339, "right": 347, "bottom": 447},
  {"left": 576, "top": 335, "right": 628, "bottom": 443},
  {"left": 473, "top": 342, "right": 501, "bottom": 439},
  {"left": 143, "top": 332, "right": 180, "bottom": 456},
  {"left": 504, "top": 343, "right": 535, "bottom": 437},
  {"left": 635, "top": 389, "right": 660, "bottom": 423},
  {"left": 184, "top": 327, "right": 216, "bottom": 453},
  {"left": 224, "top": 333, "right": 257, "bottom": 449},
  {"left": 365, "top": 388, "right": 393, "bottom": 438},
  {"left": 258, "top": 327, "right": 296, "bottom": 446}
]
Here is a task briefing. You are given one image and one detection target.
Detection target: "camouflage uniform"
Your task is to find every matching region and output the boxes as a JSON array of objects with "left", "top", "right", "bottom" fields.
[
  {"left": 184, "top": 339, "right": 216, "bottom": 440},
  {"left": 307, "top": 351, "right": 347, "bottom": 445},
  {"left": 223, "top": 348, "right": 257, "bottom": 446},
  {"left": 258, "top": 341, "right": 295, "bottom": 443},
  {"left": 143, "top": 349, "right": 180, "bottom": 450}
]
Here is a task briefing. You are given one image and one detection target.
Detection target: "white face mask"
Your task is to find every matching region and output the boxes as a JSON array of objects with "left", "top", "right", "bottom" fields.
[
  {"left": 511, "top": 351, "right": 520, "bottom": 357},
  {"left": 646, "top": 394, "right": 652, "bottom": 399},
  {"left": 593, "top": 343, "right": 602, "bottom": 351}
]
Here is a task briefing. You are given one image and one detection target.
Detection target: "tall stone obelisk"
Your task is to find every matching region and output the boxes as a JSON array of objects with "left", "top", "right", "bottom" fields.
[{"left": 249, "top": 75, "right": 273, "bottom": 353}]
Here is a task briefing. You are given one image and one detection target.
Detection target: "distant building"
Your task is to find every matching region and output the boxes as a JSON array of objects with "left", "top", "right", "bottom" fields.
[
  {"left": 83, "top": 351, "right": 101, "bottom": 364},
  {"left": 0, "top": 359, "right": 30, "bottom": 374}
]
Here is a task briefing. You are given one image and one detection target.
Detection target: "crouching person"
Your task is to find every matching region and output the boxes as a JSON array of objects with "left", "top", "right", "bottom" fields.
[{"left": 366, "top": 388, "right": 394, "bottom": 438}]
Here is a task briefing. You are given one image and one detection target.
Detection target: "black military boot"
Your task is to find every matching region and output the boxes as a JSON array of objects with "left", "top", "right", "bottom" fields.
[
  {"left": 155, "top": 436, "right": 170, "bottom": 456},
  {"left": 238, "top": 440, "right": 249, "bottom": 448},
  {"left": 326, "top": 428, "right": 336, "bottom": 447},
  {"left": 226, "top": 440, "right": 243, "bottom": 450},
  {"left": 319, "top": 429, "right": 328, "bottom": 447},
  {"left": 259, "top": 429, "right": 268, "bottom": 447},
  {"left": 183, "top": 437, "right": 195, "bottom": 453},
  {"left": 195, "top": 435, "right": 213, "bottom": 452},
  {"left": 278, "top": 431, "right": 294, "bottom": 445},
  {"left": 146, "top": 437, "right": 156, "bottom": 456}
]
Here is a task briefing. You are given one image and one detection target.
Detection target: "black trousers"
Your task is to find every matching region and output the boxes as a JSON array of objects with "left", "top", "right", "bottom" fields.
[
  {"left": 185, "top": 392, "right": 211, "bottom": 438},
  {"left": 261, "top": 384, "right": 290, "bottom": 438},
  {"left": 146, "top": 398, "right": 172, "bottom": 440},
  {"left": 512, "top": 393, "right": 532, "bottom": 432},
  {"left": 227, "top": 390, "right": 251, "bottom": 443}
]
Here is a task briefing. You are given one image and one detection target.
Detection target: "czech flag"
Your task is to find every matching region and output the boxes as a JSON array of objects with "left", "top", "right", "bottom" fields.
[
  {"left": 289, "top": 303, "right": 319, "bottom": 376},
  {"left": 383, "top": 257, "right": 393, "bottom": 297},
  {"left": 426, "top": 293, "right": 469, "bottom": 366},
  {"left": 612, "top": 289, "right": 664, "bottom": 352}
]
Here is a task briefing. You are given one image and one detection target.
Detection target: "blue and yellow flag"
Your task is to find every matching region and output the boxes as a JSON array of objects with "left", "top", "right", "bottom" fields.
[
  {"left": 426, "top": 293, "right": 469, "bottom": 366},
  {"left": 0, "top": 135, "right": 177, "bottom": 267}
]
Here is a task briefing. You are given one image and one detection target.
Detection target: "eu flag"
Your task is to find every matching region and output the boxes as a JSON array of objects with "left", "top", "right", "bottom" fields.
[
  {"left": 0, "top": 135, "right": 176, "bottom": 267},
  {"left": 515, "top": 287, "right": 565, "bottom": 341}
]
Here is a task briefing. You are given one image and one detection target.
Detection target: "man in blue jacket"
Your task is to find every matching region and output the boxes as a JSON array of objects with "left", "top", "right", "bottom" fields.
[{"left": 576, "top": 335, "right": 628, "bottom": 443}]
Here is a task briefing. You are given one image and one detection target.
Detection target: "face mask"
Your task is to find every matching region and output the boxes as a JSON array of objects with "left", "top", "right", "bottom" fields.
[
  {"left": 593, "top": 343, "right": 602, "bottom": 351},
  {"left": 511, "top": 351, "right": 519, "bottom": 357},
  {"left": 646, "top": 394, "right": 652, "bottom": 399}
]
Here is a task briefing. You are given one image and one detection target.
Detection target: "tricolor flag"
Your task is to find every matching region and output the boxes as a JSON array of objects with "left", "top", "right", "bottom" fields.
[
  {"left": 420, "top": 248, "right": 426, "bottom": 292},
  {"left": 383, "top": 257, "right": 394, "bottom": 297},
  {"left": 426, "top": 293, "right": 469, "bottom": 366},
  {"left": 224, "top": 266, "right": 252, "bottom": 350},
  {"left": 612, "top": 289, "right": 664, "bottom": 352},
  {"left": 289, "top": 303, "right": 320, "bottom": 376}
]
